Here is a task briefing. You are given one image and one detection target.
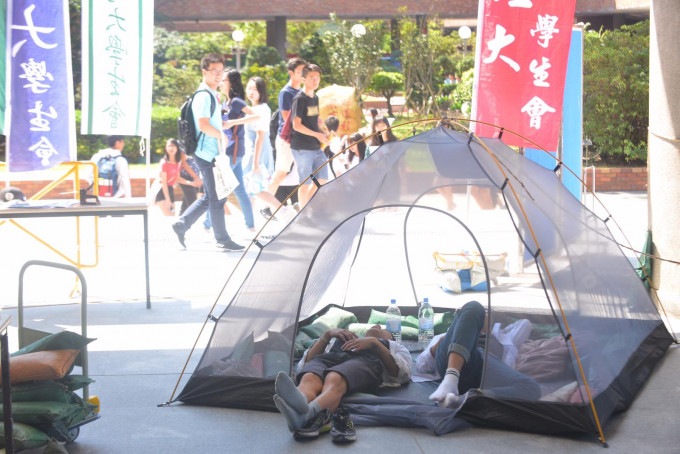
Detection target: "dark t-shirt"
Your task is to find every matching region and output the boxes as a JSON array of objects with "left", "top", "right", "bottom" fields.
[
  {"left": 277, "top": 84, "right": 299, "bottom": 135},
  {"left": 224, "top": 97, "right": 246, "bottom": 157},
  {"left": 290, "top": 91, "right": 321, "bottom": 151}
]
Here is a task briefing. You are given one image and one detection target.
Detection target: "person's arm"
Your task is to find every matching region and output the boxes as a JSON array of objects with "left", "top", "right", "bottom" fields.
[
  {"left": 114, "top": 158, "right": 132, "bottom": 198},
  {"left": 293, "top": 116, "right": 328, "bottom": 144},
  {"left": 180, "top": 153, "right": 202, "bottom": 187},
  {"left": 252, "top": 130, "right": 265, "bottom": 173},
  {"left": 280, "top": 109, "right": 291, "bottom": 123},
  {"left": 305, "top": 328, "right": 358, "bottom": 363},
  {"left": 340, "top": 337, "right": 400, "bottom": 377}
]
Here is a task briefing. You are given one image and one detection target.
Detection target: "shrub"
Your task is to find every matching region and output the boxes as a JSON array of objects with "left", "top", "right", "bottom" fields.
[
  {"left": 583, "top": 21, "right": 649, "bottom": 164},
  {"left": 245, "top": 45, "right": 283, "bottom": 68},
  {"left": 369, "top": 71, "right": 404, "bottom": 117}
]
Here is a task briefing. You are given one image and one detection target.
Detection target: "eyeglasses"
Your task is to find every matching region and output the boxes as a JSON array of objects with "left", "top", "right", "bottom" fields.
[{"left": 205, "top": 69, "right": 223, "bottom": 76}]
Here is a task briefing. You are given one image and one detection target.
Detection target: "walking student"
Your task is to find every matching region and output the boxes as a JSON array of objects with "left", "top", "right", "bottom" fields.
[{"left": 171, "top": 53, "right": 244, "bottom": 251}]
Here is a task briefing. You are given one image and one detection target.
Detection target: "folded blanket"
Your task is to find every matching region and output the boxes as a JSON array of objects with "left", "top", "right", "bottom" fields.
[{"left": 515, "top": 336, "right": 570, "bottom": 381}]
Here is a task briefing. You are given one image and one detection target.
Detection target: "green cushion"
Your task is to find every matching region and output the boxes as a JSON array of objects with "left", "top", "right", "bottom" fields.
[
  {"left": 1, "top": 400, "right": 96, "bottom": 428},
  {"left": 299, "top": 307, "right": 359, "bottom": 338},
  {"left": 367, "top": 310, "right": 418, "bottom": 329},
  {"left": 230, "top": 333, "right": 254, "bottom": 361},
  {"left": 263, "top": 351, "right": 289, "bottom": 378},
  {"left": 12, "top": 331, "right": 95, "bottom": 357},
  {"left": 347, "top": 323, "right": 418, "bottom": 340},
  {"left": 0, "top": 422, "right": 50, "bottom": 450},
  {"left": 0, "top": 380, "right": 70, "bottom": 404},
  {"left": 58, "top": 375, "right": 95, "bottom": 392},
  {"left": 434, "top": 311, "right": 455, "bottom": 335}
]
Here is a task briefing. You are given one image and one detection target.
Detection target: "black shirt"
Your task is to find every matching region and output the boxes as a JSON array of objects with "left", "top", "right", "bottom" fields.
[{"left": 290, "top": 91, "right": 321, "bottom": 150}]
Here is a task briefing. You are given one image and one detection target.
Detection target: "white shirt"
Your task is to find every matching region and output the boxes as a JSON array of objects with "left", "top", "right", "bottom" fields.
[{"left": 89, "top": 148, "right": 131, "bottom": 198}]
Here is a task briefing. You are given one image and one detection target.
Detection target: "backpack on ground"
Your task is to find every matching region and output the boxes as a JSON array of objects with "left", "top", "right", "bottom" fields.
[
  {"left": 178, "top": 89, "right": 216, "bottom": 155},
  {"left": 98, "top": 154, "right": 123, "bottom": 197},
  {"left": 269, "top": 108, "right": 280, "bottom": 151}
]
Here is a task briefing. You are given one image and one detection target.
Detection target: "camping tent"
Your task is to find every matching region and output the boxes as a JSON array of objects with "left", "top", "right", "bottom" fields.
[{"left": 175, "top": 125, "right": 673, "bottom": 439}]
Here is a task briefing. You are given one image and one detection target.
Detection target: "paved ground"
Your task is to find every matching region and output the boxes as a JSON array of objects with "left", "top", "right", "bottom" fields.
[{"left": 0, "top": 191, "right": 678, "bottom": 453}]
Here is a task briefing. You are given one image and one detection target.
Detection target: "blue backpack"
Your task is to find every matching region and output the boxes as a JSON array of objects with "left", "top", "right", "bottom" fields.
[{"left": 97, "top": 154, "right": 124, "bottom": 197}]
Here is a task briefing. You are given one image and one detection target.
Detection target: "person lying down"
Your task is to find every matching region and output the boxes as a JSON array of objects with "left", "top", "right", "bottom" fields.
[
  {"left": 273, "top": 325, "right": 411, "bottom": 443},
  {"left": 416, "top": 301, "right": 541, "bottom": 406}
]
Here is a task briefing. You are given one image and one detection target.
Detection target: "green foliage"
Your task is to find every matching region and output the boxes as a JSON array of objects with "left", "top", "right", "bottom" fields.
[
  {"left": 322, "top": 15, "right": 385, "bottom": 101},
  {"left": 153, "top": 60, "right": 202, "bottom": 107},
  {"left": 245, "top": 45, "right": 283, "bottom": 67},
  {"left": 451, "top": 69, "right": 474, "bottom": 115},
  {"left": 74, "top": 106, "right": 180, "bottom": 163},
  {"left": 299, "top": 32, "right": 334, "bottom": 83},
  {"left": 399, "top": 19, "right": 464, "bottom": 116},
  {"left": 288, "top": 21, "right": 326, "bottom": 55},
  {"left": 233, "top": 22, "right": 267, "bottom": 49},
  {"left": 154, "top": 27, "right": 186, "bottom": 64},
  {"left": 164, "top": 32, "right": 230, "bottom": 62},
  {"left": 583, "top": 21, "right": 649, "bottom": 164},
  {"left": 242, "top": 63, "right": 289, "bottom": 111},
  {"left": 369, "top": 72, "right": 404, "bottom": 117}
]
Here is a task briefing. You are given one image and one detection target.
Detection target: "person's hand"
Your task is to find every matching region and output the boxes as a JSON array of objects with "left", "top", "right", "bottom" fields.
[
  {"left": 192, "top": 177, "right": 203, "bottom": 188},
  {"left": 317, "top": 132, "right": 329, "bottom": 143},
  {"left": 341, "top": 337, "right": 378, "bottom": 353},
  {"left": 324, "top": 329, "right": 358, "bottom": 343},
  {"left": 163, "top": 199, "right": 172, "bottom": 211},
  {"left": 222, "top": 119, "right": 231, "bottom": 129},
  {"left": 252, "top": 164, "right": 261, "bottom": 174}
]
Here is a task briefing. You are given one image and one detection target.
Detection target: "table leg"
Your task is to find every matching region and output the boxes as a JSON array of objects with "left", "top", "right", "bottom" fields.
[
  {"left": 2, "top": 330, "right": 14, "bottom": 453},
  {"left": 143, "top": 211, "right": 151, "bottom": 309}
]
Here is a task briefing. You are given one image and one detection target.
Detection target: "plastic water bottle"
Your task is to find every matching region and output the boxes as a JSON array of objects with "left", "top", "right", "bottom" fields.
[
  {"left": 418, "top": 297, "right": 434, "bottom": 348},
  {"left": 385, "top": 299, "right": 402, "bottom": 343}
]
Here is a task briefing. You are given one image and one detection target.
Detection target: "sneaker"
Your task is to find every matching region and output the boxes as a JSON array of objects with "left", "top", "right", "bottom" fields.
[
  {"left": 330, "top": 408, "right": 356, "bottom": 443},
  {"left": 293, "top": 409, "right": 331, "bottom": 440},
  {"left": 260, "top": 207, "right": 276, "bottom": 221},
  {"left": 172, "top": 223, "right": 186, "bottom": 248},
  {"left": 216, "top": 239, "right": 245, "bottom": 251}
]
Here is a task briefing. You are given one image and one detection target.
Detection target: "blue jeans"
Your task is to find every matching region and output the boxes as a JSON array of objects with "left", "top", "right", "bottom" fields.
[
  {"left": 174, "top": 155, "right": 232, "bottom": 243},
  {"left": 435, "top": 301, "right": 541, "bottom": 400},
  {"left": 291, "top": 148, "right": 328, "bottom": 184},
  {"left": 230, "top": 155, "right": 254, "bottom": 229}
]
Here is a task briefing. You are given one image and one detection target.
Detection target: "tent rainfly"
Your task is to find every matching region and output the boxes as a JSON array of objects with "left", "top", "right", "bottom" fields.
[{"left": 174, "top": 125, "right": 673, "bottom": 441}]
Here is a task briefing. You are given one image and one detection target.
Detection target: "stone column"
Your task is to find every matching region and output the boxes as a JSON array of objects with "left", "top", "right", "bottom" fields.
[
  {"left": 266, "top": 16, "right": 287, "bottom": 60},
  {"left": 649, "top": 0, "right": 680, "bottom": 321}
]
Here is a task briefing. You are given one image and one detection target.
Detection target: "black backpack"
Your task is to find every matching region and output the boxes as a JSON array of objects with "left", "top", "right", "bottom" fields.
[
  {"left": 269, "top": 108, "right": 280, "bottom": 151},
  {"left": 178, "top": 89, "right": 216, "bottom": 155}
]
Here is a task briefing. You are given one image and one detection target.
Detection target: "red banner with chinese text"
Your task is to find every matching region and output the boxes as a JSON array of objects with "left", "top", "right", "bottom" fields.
[{"left": 471, "top": 0, "right": 576, "bottom": 151}]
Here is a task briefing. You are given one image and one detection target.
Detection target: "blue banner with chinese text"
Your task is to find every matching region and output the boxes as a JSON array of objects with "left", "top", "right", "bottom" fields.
[{"left": 6, "top": 0, "right": 76, "bottom": 171}]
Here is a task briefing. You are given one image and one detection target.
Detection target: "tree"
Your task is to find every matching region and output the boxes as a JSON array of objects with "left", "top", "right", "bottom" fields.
[
  {"left": 399, "top": 19, "right": 458, "bottom": 117},
  {"left": 369, "top": 72, "right": 404, "bottom": 117},
  {"left": 299, "top": 32, "right": 334, "bottom": 84},
  {"left": 245, "top": 45, "right": 283, "bottom": 68},
  {"left": 322, "top": 15, "right": 385, "bottom": 102},
  {"left": 583, "top": 21, "right": 649, "bottom": 164}
]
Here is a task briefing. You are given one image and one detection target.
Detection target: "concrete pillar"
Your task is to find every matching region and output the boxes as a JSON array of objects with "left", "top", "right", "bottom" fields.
[
  {"left": 266, "top": 16, "right": 287, "bottom": 60},
  {"left": 649, "top": 1, "right": 680, "bottom": 320}
]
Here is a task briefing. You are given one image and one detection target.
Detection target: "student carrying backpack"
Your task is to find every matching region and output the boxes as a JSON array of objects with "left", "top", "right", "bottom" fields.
[
  {"left": 97, "top": 154, "right": 124, "bottom": 197},
  {"left": 178, "top": 89, "right": 216, "bottom": 155}
]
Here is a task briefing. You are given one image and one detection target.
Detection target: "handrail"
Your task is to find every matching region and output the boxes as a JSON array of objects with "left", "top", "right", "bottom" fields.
[{"left": 18, "top": 260, "right": 90, "bottom": 400}]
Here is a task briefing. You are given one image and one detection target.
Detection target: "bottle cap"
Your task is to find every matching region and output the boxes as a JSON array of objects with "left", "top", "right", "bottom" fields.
[
  {"left": 390, "top": 299, "right": 396, "bottom": 304},
  {"left": 424, "top": 297, "right": 429, "bottom": 303}
]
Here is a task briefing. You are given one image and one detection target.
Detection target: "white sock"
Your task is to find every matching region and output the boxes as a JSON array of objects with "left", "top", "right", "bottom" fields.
[{"left": 429, "top": 368, "right": 460, "bottom": 402}]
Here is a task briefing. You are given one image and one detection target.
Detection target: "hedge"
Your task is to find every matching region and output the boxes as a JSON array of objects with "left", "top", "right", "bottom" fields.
[{"left": 75, "top": 105, "right": 180, "bottom": 164}]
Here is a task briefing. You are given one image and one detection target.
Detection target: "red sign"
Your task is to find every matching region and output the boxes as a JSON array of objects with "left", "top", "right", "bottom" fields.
[{"left": 472, "top": 0, "right": 576, "bottom": 151}]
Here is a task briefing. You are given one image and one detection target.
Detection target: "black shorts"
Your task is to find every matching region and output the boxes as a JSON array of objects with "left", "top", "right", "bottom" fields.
[
  {"left": 297, "top": 351, "right": 384, "bottom": 394},
  {"left": 155, "top": 186, "right": 176, "bottom": 203}
]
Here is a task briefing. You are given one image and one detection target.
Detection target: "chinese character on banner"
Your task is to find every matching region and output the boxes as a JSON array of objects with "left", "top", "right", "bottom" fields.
[
  {"left": 6, "top": 1, "right": 76, "bottom": 171},
  {"left": 80, "top": 0, "right": 154, "bottom": 137},
  {"left": 471, "top": 0, "right": 576, "bottom": 151}
]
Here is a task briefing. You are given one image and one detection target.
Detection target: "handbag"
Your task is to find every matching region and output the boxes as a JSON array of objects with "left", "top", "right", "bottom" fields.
[{"left": 213, "top": 154, "right": 239, "bottom": 200}]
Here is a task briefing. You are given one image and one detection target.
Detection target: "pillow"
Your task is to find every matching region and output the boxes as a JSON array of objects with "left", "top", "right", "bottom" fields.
[
  {"left": 12, "top": 331, "right": 95, "bottom": 357},
  {"left": 2, "top": 400, "right": 96, "bottom": 428},
  {"left": 348, "top": 323, "right": 418, "bottom": 340},
  {"left": 58, "top": 374, "right": 95, "bottom": 392},
  {"left": 230, "top": 333, "right": 254, "bottom": 361},
  {"left": 0, "top": 422, "right": 50, "bottom": 450},
  {"left": 1, "top": 350, "right": 80, "bottom": 385},
  {"left": 367, "top": 310, "right": 418, "bottom": 329}
]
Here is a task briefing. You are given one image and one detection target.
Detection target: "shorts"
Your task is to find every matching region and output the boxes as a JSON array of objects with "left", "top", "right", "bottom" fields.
[
  {"left": 155, "top": 186, "right": 176, "bottom": 203},
  {"left": 275, "top": 135, "right": 295, "bottom": 173},
  {"left": 291, "top": 148, "right": 329, "bottom": 185},
  {"left": 297, "top": 351, "right": 384, "bottom": 394}
]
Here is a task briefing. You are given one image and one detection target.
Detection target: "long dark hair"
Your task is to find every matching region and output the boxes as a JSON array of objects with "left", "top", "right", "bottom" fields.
[
  {"left": 248, "top": 76, "right": 268, "bottom": 105},
  {"left": 371, "top": 115, "right": 397, "bottom": 145},
  {"left": 164, "top": 139, "right": 182, "bottom": 163},
  {"left": 349, "top": 132, "right": 367, "bottom": 161},
  {"left": 226, "top": 70, "right": 245, "bottom": 101}
]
